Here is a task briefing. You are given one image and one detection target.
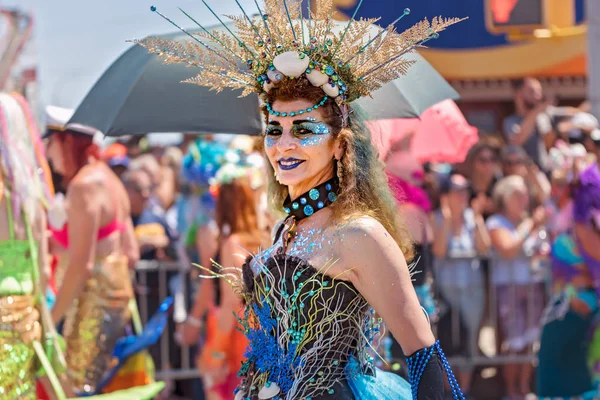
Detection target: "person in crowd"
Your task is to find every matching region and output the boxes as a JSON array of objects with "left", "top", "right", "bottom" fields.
[
  {"left": 197, "top": 165, "right": 270, "bottom": 400},
  {"left": 103, "top": 143, "right": 130, "bottom": 178},
  {"left": 432, "top": 173, "right": 490, "bottom": 397},
  {"left": 461, "top": 140, "right": 502, "bottom": 219},
  {"left": 45, "top": 120, "right": 141, "bottom": 394},
  {"left": 123, "top": 168, "right": 177, "bottom": 261},
  {"left": 503, "top": 78, "right": 577, "bottom": 172},
  {"left": 501, "top": 144, "right": 551, "bottom": 209},
  {"left": 486, "top": 175, "right": 548, "bottom": 399},
  {"left": 160, "top": 146, "right": 184, "bottom": 231},
  {"left": 130, "top": 154, "right": 162, "bottom": 199},
  {"left": 0, "top": 93, "right": 65, "bottom": 398},
  {"left": 536, "top": 143, "right": 600, "bottom": 399}
]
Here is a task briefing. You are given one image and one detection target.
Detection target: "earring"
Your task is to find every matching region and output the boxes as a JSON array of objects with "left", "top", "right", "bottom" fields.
[{"left": 336, "top": 159, "right": 343, "bottom": 188}]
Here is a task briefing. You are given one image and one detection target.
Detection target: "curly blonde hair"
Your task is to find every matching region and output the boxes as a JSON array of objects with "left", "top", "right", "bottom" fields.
[{"left": 261, "top": 80, "right": 413, "bottom": 260}]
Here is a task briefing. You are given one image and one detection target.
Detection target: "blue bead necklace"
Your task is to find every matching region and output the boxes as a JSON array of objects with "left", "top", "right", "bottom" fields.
[
  {"left": 266, "top": 96, "right": 328, "bottom": 117},
  {"left": 283, "top": 177, "right": 339, "bottom": 222},
  {"left": 280, "top": 178, "right": 339, "bottom": 253}
]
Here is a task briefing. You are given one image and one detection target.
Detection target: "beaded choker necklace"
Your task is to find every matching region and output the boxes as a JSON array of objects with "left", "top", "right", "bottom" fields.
[
  {"left": 283, "top": 178, "right": 339, "bottom": 223},
  {"left": 280, "top": 178, "right": 339, "bottom": 251}
]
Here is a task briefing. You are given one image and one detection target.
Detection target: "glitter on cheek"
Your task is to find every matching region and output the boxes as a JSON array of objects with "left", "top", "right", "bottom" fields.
[
  {"left": 264, "top": 136, "right": 278, "bottom": 148},
  {"left": 300, "top": 135, "right": 328, "bottom": 148},
  {"left": 311, "top": 123, "right": 330, "bottom": 135}
]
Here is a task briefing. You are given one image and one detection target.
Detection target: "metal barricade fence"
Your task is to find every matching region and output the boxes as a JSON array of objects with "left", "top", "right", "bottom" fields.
[
  {"left": 135, "top": 260, "right": 201, "bottom": 381},
  {"left": 134, "top": 254, "right": 550, "bottom": 380},
  {"left": 431, "top": 253, "right": 549, "bottom": 369}
]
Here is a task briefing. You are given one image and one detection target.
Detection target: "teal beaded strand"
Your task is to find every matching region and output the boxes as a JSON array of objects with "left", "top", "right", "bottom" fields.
[{"left": 266, "top": 96, "right": 328, "bottom": 117}]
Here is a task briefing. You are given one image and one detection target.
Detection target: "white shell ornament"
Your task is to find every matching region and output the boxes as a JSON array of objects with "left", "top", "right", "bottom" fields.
[
  {"left": 257, "top": 382, "right": 281, "bottom": 399},
  {"left": 234, "top": 390, "right": 246, "bottom": 400},
  {"left": 272, "top": 51, "right": 310, "bottom": 78},
  {"left": 266, "top": 69, "right": 283, "bottom": 83},
  {"left": 321, "top": 83, "right": 340, "bottom": 97},
  {"left": 306, "top": 69, "right": 329, "bottom": 87}
]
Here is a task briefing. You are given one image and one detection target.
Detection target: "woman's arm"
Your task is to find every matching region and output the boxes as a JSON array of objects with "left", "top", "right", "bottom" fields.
[
  {"left": 431, "top": 213, "right": 449, "bottom": 259},
  {"left": 123, "top": 218, "right": 140, "bottom": 269},
  {"left": 121, "top": 193, "right": 140, "bottom": 269},
  {"left": 217, "top": 235, "right": 245, "bottom": 334},
  {"left": 488, "top": 218, "right": 534, "bottom": 259},
  {"left": 473, "top": 213, "right": 491, "bottom": 255},
  {"left": 179, "top": 223, "right": 219, "bottom": 345},
  {"left": 51, "top": 180, "right": 100, "bottom": 324},
  {"left": 192, "top": 223, "right": 219, "bottom": 315},
  {"left": 528, "top": 167, "right": 551, "bottom": 206},
  {"left": 339, "top": 217, "right": 434, "bottom": 355},
  {"left": 575, "top": 223, "right": 600, "bottom": 261},
  {"left": 431, "top": 209, "right": 451, "bottom": 259}
]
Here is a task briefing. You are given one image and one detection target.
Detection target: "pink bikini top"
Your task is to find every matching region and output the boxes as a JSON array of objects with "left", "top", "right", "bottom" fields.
[
  {"left": 50, "top": 219, "right": 126, "bottom": 249},
  {"left": 50, "top": 186, "right": 126, "bottom": 249}
]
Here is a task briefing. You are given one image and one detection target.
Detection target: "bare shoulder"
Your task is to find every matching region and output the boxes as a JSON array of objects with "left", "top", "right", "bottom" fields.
[
  {"left": 333, "top": 215, "right": 407, "bottom": 282},
  {"left": 336, "top": 216, "right": 399, "bottom": 260},
  {"left": 69, "top": 165, "right": 104, "bottom": 193},
  {"left": 223, "top": 233, "right": 242, "bottom": 249},
  {"left": 68, "top": 176, "right": 100, "bottom": 201},
  {"left": 67, "top": 166, "right": 107, "bottom": 210},
  {"left": 338, "top": 215, "right": 392, "bottom": 245}
]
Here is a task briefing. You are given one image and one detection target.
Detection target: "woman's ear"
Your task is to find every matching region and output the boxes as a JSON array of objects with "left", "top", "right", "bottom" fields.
[{"left": 333, "top": 129, "right": 348, "bottom": 161}]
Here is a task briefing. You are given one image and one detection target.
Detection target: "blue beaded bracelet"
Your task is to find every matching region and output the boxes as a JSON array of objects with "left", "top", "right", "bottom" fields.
[{"left": 406, "top": 340, "right": 465, "bottom": 400}]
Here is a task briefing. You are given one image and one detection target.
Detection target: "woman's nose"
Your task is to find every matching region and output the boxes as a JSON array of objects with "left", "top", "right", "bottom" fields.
[{"left": 276, "top": 130, "right": 297, "bottom": 152}]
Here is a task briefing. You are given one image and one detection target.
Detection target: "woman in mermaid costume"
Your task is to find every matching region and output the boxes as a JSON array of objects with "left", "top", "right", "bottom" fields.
[
  {"left": 0, "top": 93, "right": 63, "bottom": 399},
  {"left": 139, "top": 1, "right": 464, "bottom": 398},
  {"left": 45, "top": 121, "right": 166, "bottom": 398},
  {"left": 537, "top": 142, "right": 600, "bottom": 399}
]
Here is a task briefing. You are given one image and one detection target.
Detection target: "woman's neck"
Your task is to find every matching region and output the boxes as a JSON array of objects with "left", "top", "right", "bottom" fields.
[{"left": 288, "top": 170, "right": 335, "bottom": 201}]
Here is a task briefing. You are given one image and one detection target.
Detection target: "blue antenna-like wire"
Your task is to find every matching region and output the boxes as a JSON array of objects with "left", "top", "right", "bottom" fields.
[
  {"left": 344, "top": 8, "right": 411, "bottom": 64},
  {"left": 330, "top": 0, "right": 364, "bottom": 59}
]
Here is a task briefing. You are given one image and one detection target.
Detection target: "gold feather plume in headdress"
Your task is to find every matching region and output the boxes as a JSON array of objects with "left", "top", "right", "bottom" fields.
[{"left": 134, "top": 1, "right": 464, "bottom": 105}]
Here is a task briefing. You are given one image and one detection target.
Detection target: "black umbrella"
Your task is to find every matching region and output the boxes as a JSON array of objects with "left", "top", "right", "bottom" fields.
[{"left": 69, "top": 22, "right": 458, "bottom": 137}]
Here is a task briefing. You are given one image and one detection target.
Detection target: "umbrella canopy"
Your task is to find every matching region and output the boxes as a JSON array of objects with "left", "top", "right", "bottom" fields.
[
  {"left": 69, "top": 20, "right": 458, "bottom": 137},
  {"left": 369, "top": 99, "right": 479, "bottom": 164}
]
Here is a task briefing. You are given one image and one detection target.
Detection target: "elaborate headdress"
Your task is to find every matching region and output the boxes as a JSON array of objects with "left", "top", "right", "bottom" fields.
[{"left": 135, "top": 1, "right": 462, "bottom": 114}]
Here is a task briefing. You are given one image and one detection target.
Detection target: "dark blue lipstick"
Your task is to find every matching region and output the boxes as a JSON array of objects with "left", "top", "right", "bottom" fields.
[{"left": 278, "top": 157, "right": 305, "bottom": 170}]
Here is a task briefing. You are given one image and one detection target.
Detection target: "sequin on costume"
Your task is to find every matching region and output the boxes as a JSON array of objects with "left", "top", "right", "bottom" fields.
[
  {"left": 0, "top": 193, "right": 41, "bottom": 400},
  {"left": 61, "top": 254, "right": 134, "bottom": 394},
  {"left": 0, "top": 295, "right": 39, "bottom": 399}
]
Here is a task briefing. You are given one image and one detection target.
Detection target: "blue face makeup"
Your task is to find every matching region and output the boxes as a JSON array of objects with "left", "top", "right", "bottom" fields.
[
  {"left": 300, "top": 135, "right": 328, "bottom": 147},
  {"left": 264, "top": 135, "right": 277, "bottom": 148},
  {"left": 264, "top": 119, "right": 331, "bottom": 148}
]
